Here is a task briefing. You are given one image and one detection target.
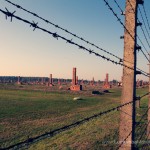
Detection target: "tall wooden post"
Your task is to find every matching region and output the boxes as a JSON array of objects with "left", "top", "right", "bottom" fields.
[{"left": 119, "top": 0, "right": 137, "bottom": 149}]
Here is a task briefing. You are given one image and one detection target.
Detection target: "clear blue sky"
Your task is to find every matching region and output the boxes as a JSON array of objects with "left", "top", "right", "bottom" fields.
[{"left": 0, "top": 0, "right": 150, "bottom": 81}]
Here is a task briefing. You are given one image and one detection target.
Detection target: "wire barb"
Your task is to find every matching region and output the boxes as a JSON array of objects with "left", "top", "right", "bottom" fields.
[
  {"left": 5, "top": 7, "right": 16, "bottom": 22},
  {"left": 66, "top": 39, "right": 73, "bottom": 44},
  {"left": 30, "top": 21, "right": 38, "bottom": 31},
  {"left": 142, "top": 5, "right": 150, "bottom": 32},
  {"left": 52, "top": 33, "right": 59, "bottom": 40}
]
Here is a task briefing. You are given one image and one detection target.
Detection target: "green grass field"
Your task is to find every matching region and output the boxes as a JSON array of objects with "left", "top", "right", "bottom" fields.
[{"left": 0, "top": 84, "right": 149, "bottom": 149}]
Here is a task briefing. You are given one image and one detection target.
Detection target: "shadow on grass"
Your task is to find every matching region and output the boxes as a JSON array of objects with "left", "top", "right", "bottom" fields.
[
  {"left": 103, "top": 90, "right": 110, "bottom": 93},
  {"left": 139, "top": 106, "right": 148, "bottom": 109}
]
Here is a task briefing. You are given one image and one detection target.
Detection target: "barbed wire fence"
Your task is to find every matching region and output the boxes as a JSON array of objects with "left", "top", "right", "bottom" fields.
[
  {"left": 0, "top": 7, "right": 149, "bottom": 78},
  {"left": 2, "top": 93, "right": 149, "bottom": 150},
  {"left": 3, "top": 0, "right": 150, "bottom": 77},
  {"left": 0, "top": 0, "right": 150, "bottom": 149}
]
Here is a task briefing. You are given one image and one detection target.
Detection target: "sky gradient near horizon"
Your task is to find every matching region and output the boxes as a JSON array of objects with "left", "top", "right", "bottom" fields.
[{"left": 0, "top": 0, "right": 150, "bottom": 81}]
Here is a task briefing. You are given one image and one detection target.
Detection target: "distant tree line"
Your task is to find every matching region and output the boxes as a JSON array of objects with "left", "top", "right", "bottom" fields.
[{"left": 0, "top": 76, "right": 120, "bottom": 85}]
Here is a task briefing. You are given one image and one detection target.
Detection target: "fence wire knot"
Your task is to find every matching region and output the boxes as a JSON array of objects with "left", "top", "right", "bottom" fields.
[
  {"left": 16, "top": 5, "right": 21, "bottom": 9},
  {"left": 66, "top": 39, "right": 73, "bottom": 44},
  {"left": 30, "top": 21, "right": 38, "bottom": 31},
  {"left": 78, "top": 45, "right": 84, "bottom": 49},
  {"left": 89, "top": 49, "right": 93, "bottom": 54},
  {"left": 52, "top": 33, "right": 58, "bottom": 40},
  {"left": 5, "top": 8, "right": 16, "bottom": 22}
]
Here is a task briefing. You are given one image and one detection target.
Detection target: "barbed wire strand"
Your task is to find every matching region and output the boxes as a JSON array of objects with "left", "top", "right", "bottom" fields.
[
  {"left": 142, "top": 4, "right": 150, "bottom": 32},
  {"left": 4, "top": 0, "right": 149, "bottom": 73},
  {"left": 2, "top": 101, "right": 133, "bottom": 149},
  {"left": 114, "top": 0, "right": 150, "bottom": 54},
  {"left": 0, "top": 8, "right": 149, "bottom": 78},
  {"left": 138, "top": 8, "right": 150, "bottom": 49},
  {"left": 140, "top": 92, "right": 150, "bottom": 99},
  {"left": 142, "top": 131, "right": 150, "bottom": 150},
  {"left": 113, "top": 0, "right": 150, "bottom": 71},
  {"left": 116, "top": 130, "right": 133, "bottom": 150},
  {"left": 135, "top": 108, "right": 150, "bottom": 130},
  {"left": 4, "top": 0, "right": 149, "bottom": 76},
  {"left": 103, "top": 0, "right": 134, "bottom": 41},
  {"left": 136, "top": 107, "right": 150, "bottom": 135},
  {"left": 113, "top": 0, "right": 150, "bottom": 76},
  {"left": 136, "top": 120, "right": 150, "bottom": 147},
  {"left": 0, "top": 1, "right": 149, "bottom": 149},
  {"left": 138, "top": 7, "right": 150, "bottom": 39},
  {"left": 4, "top": 0, "right": 125, "bottom": 63},
  {"left": 3, "top": 0, "right": 150, "bottom": 77},
  {"left": 126, "top": 1, "right": 150, "bottom": 64},
  {"left": 117, "top": 93, "right": 150, "bottom": 149},
  {"left": 135, "top": 122, "right": 149, "bottom": 149},
  {"left": 113, "top": 0, "right": 124, "bottom": 14},
  {"left": 104, "top": 0, "right": 149, "bottom": 63},
  {"left": 117, "top": 106, "right": 150, "bottom": 149},
  {"left": 3, "top": 90, "right": 149, "bottom": 150},
  {"left": 127, "top": 0, "right": 150, "bottom": 55}
]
